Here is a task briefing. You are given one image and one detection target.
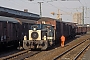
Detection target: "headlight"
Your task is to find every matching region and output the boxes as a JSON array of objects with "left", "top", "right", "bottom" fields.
[
  {"left": 33, "top": 28, "right": 36, "bottom": 30},
  {"left": 31, "top": 32, "right": 38, "bottom": 39}
]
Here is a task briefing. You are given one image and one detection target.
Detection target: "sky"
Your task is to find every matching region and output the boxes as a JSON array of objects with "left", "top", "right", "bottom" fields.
[{"left": 0, "top": 0, "right": 90, "bottom": 24}]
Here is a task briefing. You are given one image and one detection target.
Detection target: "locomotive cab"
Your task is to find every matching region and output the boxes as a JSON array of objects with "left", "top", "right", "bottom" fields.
[{"left": 23, "top": 24, "right": 54, "bottom": 50}]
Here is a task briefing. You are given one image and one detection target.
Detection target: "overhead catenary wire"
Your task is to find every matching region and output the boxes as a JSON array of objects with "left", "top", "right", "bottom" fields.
[
  {"left": 9, "top": 0, "right": 81, "bottom": 16},
  {"left": 83, "top": 0, "right": 89, "bottom": 18},
  {"left": 78, "top": 0, "right": 84, "bottom": 6},
  {"left": 57, "top": 1, "right": 74, "bottom": 15},
  {"left": 7, "top": 0, "right": 38, "bottom": 11},
  {"left": 78, "top": 0, "right": 85, "bottom": 24},
  {"left": 8, "top": 0, "right": 24, "bottom": 9},
  {"left": 43, "top": 0, "right": 73, "bottom": 16}
]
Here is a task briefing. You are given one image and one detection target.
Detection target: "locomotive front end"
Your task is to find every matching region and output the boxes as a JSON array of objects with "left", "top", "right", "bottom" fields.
[{"left": 23, "top": 24, "right": 54, "bottom": 50}]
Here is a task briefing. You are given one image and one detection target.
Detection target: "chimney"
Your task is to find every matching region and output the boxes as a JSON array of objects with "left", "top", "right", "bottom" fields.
[{"left": 24, "top": 9, "right": 28, "bottom": 12}]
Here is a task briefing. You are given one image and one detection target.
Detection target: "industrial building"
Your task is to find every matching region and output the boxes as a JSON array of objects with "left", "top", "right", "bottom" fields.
[{"left": 73, "top": 12, "right": 83, "bottom": 24}]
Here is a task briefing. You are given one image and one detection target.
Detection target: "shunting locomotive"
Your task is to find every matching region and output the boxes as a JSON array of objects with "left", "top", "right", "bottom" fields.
[{"left": 23, "top": 21, "right": 55, "bottom": 50}]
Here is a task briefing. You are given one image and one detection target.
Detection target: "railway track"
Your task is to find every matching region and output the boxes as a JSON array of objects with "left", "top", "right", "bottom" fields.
[
  {"left": 53, "top": 39, "right": 90, "bottom": 60},
  {"left": 24, "top": 34, "right": 90, "bottom": 60},
  {"left": 0, "top": 49, "right": 41, "bottom": 60},
  {"left": 0, "top": 34, "right": 90, "bottom": 60}
]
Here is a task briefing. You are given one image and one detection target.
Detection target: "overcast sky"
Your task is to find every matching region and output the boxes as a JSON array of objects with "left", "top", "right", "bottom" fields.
[{"left": 0, "top": 0, "right": 90, "bottom": 24}]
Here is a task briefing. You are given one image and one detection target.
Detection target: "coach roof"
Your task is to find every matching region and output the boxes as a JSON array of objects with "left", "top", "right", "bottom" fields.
[
  {"left": 0, "top": 16, "right": 36, "bottom": 24},
  {"left": 0, "top": 6, "right": 40, "bottom": 20}
]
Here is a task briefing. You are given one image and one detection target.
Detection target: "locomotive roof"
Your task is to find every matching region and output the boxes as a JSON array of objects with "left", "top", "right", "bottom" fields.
[{"left": 0, "top": 16, "right": 36, "bottom": 24}]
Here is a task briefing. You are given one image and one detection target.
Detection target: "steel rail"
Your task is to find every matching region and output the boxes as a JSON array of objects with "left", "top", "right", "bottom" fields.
[
  {"left": 0, "top": 49, "right": 30, "bottom": 60},
  {"left": 53, "top": 39, "right": 88, "bottom": 60},
  {"left": 73, "top": 43, "right": 90, "bottom": 60},
  {"left": 0, "top": 49, "right": 41, "bottom": 60},
  {"left": 13, "top": 51, "right": 41, "bottom": 60}
]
